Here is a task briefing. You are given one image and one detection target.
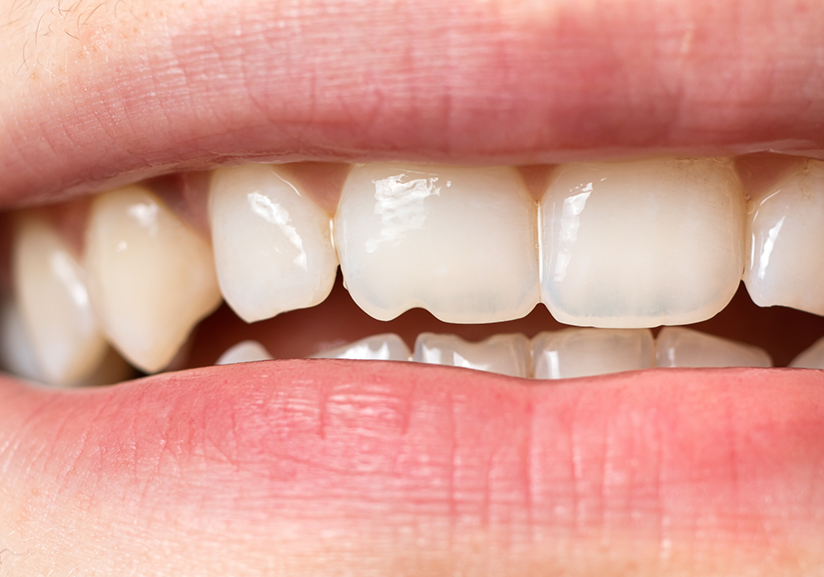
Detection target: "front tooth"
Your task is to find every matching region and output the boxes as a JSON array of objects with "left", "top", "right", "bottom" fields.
[
  {"left": 216, "top": 340, "right": 274, "bottom": 365},
  {"left": 655, "top": 327, "right": 772, "bottom": 368},
  {"left": 12, "top": 216, "right": 108, "bottom": 385},
  {"left": 85, "top": 185, "right": 222, "bottom": 373},
  {"left": 312, "top": 333, "right": 412, "bottom": 361},
  {"left": 209, "top": 164, "right": 339, "bottom": 323},
  {"left": 413, "top": 332, "right": 531, "bottom": 377},
  {"left": 0, "top": 297, "right": 43, "bottom": 381},
  {"left": 532, "top": 328, "right": 655, "bottom": 379},
  {"left": 539, "top": 158, "right": 744, "bottom": 328},
  {"left": 334, "top": 164, "right": 540, "bottom": 323},
  {"left": 743, "top": 160, "right": 824, "bottom": 315},
  {"left": 789, "top": 336, "right": 824, "bottom": 369}
]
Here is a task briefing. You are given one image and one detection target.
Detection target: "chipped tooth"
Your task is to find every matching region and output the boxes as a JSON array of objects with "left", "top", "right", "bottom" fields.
[
  {"left": 334, "top": 164, "right": 540, "bottom": 323},
  {"left": 12, "top": 216, "right": 109, "bottom": 385},
  {"left": 413, "top": 332, "right": 531, "bottom": 377},
  {"left": 209, "top": 164, "right": 339, "bottom": 323},
  {"left": 216, "top": 340, "right": 273, "bottom": 365},
  {"left": 789, "top": 336, "right": 824, "bottom": 369},
  {"left": 312, "top": 333, "right": 411, "bottom": 361},
  {"left": 532, "top": 328, "right": 655, "bottom": 379},
  {"left": 539, "top": 158, "right": 745, "bottom": 328},
  {"left": 743, "top": 160, "right": 824, "bottom": 315},
  {"left": 85, "top": 185, "right": 222, "bottom": 373},
  {"left": 0, "top": 297, "right": 43, "bottom": 382},
  {"left": 655, "top": 326, "right": 772, "bottom": 368}
]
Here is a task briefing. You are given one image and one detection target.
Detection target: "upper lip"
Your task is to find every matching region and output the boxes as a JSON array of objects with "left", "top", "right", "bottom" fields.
[{"left": 2, "top": 0, "right": 824, "bottom": 209}]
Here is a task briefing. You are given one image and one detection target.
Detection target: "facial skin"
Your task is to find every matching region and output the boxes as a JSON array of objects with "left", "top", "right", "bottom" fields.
[{"left": 1, "top": 0, "right": 824, "bottom": 575}]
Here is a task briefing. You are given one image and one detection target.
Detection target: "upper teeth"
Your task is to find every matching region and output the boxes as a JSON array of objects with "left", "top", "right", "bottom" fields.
[{"left": 5, "top": 157, "right": 823, "bottom": 385}]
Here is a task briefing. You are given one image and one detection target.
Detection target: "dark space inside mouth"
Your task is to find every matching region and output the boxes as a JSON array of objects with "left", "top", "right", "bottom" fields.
[{"left": 171, "top": 271, "right": 824, "bottom": 374}]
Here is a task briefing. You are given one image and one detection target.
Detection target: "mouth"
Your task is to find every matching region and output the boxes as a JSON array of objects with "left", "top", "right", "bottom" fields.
[{"left": 2, "top": 0, "right": 824, "bottom": 573}]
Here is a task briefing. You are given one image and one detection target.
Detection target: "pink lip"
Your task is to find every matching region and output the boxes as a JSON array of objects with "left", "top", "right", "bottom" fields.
[{"left": 3, "top": 0, "right": 824, "bottom": 569}]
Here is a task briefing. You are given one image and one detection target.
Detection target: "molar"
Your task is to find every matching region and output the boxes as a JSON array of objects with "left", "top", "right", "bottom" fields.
[
  {"left": 209, "top": 164, "right": 339, "bottom": 323},
  {"left": 539, "top": 158, "right": 745, "bottom": 328},
  {"left": 334, "top": 163, "right": 540, "bottom": 323},
  {"left": 84, "top": 186, "right": 222, "bottom": 373}
]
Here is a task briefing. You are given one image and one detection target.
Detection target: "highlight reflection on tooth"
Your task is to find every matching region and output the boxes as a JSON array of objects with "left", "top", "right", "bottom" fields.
[
  {"left": 539, "top": 158, "right": 744, "bottom": 328},
  {"left": 335, "top": 164, "right": 540, "bottom": 323},
  {"left": 655, "top": 327, "right": 772, "bottom": 368},
  {"left": 414, "top": 332, "right": 531, "bottom": 377},
  {"left": 744, "top": 160, "right": 824, "bottom": 316},
  {"left": 209, "top": 165, "right": 338, "bottom": 323},
  {"left": 532, "top": 328, "right": 655, "bottom": 379},
  {"left": 216, "top": 340, "right": 273, "bottom": 365},
  {"left": 312, "top": 333, "right": 411, "bottom": 361},
  {"left": 85, "top": 186, "right": 222, "bottom": 373},
  {"left": 13, "top": 216, "right": 108, "bottom": 385}
]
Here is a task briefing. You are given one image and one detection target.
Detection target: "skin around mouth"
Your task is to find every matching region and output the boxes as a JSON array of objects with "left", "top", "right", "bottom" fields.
[{"left": 2, "top": 0, "right": 824, "bottom": 575}]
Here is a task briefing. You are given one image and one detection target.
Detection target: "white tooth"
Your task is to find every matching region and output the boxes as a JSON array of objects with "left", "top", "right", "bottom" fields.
[
  {"left": 655, "top": 326, "right": 772, "bottom": 368},
  {"left": 743, "top": 160, "right": 824, "bottom": 315},
  {"left": 539, "top": 158, "right": 744, "bottom": 328},
  {"left": 532, "top": 328, "right": 655, "bottom": 379},
  {"left": 334, "top": 163, "right": 540, "bottom": 323},
  {"left": 0, "top": 297, "right": 43, "bottom": 382},
  {"left": 85, "top": 185, "right": 222, "bottom": 373},
  {"left": 312, "top": 333, "right": 411, "bottom": 361},
  {"left": 12, "top": 216, "right": 109, "bottom": 386},
  {"left": 216, "top": 340, "right": 273, "bottom": 365},
  {"left": 209, "top": 164, "right": 338, "bottom": 323},
  {"left": 413, "top": 332, "right": 531, "bottom": 377},
  {"left": 789, "top": 336, "right": 824, "bottom": 369}
]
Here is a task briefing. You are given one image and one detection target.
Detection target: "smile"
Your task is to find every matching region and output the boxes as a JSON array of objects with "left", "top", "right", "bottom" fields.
[{"left": 2, "top": 0, "right": 824, "bottom": 573}]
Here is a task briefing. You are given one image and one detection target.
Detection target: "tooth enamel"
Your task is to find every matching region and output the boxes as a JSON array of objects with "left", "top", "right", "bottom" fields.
[
  {"left": 0, "top": 297, "right": 44, "bottom": 382},
  {"left": 532, "top": 328, "right": 655, "bottom": 379},
  {"left": 789, "top": 336, "right": 824, "bottom": 369},
  {"left": 743, "top": 160, "right": 824, "bottom": 315},
  {"left": 209, "top": 164, "right": 339, "bottom": 323},
  {"left": 655, "top": 326, "right": 772, "bottom": 368},
  {"left": 85, "top": 186, "right": 222, "bottom": 373},
  {"left": 539, "top": 158, "right": 744, "bottom": 328},
  {"left": 312, "top": 333, "right": 412, "bottom": 361},
  {"left": 12, "top": 216, "right": 109, "bottom": 385},
  {"left": 413, "top": 332, "right": 531, "bottom": 377},
  {"left": 216, "top": 340, "right": 274, "bottom": 365},
  {"left": 334, "top": 164, "right": 540, "bottom": 323}
]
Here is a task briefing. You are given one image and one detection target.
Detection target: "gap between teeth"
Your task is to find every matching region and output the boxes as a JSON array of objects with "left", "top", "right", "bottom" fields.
[{"left": 5, "top": 157, "right": 824, "bottom": 386}]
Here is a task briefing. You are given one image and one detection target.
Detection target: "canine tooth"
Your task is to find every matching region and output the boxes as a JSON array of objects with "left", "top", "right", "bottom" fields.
[
  {"left": 413, "top": 333, "right": 531, "bottom": 377},
  {"left": 334, "top": 164, "right": 540, "bottom": 323},
  {"left": 789, "top": 336, "right": 824, "bottom": 369},
  {"left": 12, "top": 216, "right": 108, "bottom": 385},
  {"left": 209, "top": 164, "right": 338, "bottom": 323},
  {"left": 655, "top": 327, "right": 772, "bottom": 368},
  {"left": 216, "top": 340, "right": 273, "bottom": 365},
  {"left": 85, "top": 185, "right": 222, "bottom": 373},
  {"left": 539, "top": 158, "right": 744, "bottom": 328},
  {"left": 312, "top": 333, "right": 411, "bottom": 361},
  {"left": 0, "top": 298, "right": 43, "bottom": 381},
  {"left": 743, "top": 160, "right": 824, "bottom": 315},
  {"left": 532, "top": 328, "right": 655, "bottom": 379}
]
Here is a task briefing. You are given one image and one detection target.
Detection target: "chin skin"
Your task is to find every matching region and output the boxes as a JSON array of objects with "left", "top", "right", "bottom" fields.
[{"left": 2, "top": 0, "right": 824, "bottom": 575}]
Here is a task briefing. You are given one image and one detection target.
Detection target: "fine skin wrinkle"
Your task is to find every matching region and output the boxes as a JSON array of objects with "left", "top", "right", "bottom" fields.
[{"left": 2, "top": 0, "right": 824, "bottom": 575}]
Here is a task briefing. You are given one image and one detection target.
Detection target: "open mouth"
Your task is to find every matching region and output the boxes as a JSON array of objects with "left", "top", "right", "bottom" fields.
[{"left": 2, "top": 0, "right": 824, "bottom": 573}]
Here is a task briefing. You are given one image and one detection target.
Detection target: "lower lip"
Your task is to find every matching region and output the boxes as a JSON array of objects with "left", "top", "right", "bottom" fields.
[{"left": 3, "top": 359, "right": 823, "bottom": 569}]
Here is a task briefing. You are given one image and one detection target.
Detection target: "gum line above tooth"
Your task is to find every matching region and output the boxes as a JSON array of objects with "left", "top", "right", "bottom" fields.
[{"left": 217, "top": 327, "right": 773, "bottom": 379}]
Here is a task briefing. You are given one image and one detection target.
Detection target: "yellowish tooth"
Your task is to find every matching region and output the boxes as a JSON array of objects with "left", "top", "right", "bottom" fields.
[
  {"left": 789, "top": 336, "right": 824, "bottom": 369},
  {"left": 209, "top": 165, "right": 339, "bottom": 323},
  {"left": 12, "top": 216, "right": 108, "bottom": 386},
  {"left": 744, "top": 160, "right": 824, "bottom": 315},
  {"left": 413, "top": 332, "right": 531, "bottom": 377},
  {"left": 0, "top": 297, "right": 43, "bottom": 382},
  {"left": 539, "top": 158, "right": 744, "bottom": 328},
  {"left": 85, "top": 186, "right": 222, "bottom": 373},
  {"left": 655, "top": 327, "right": 771, "bottom": 368},
  {"left": 532, "top": 328, "right": 655, "bottom": 379},
  {"left": 334, "top": 163, "right": 540, "bottom": 323}
]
